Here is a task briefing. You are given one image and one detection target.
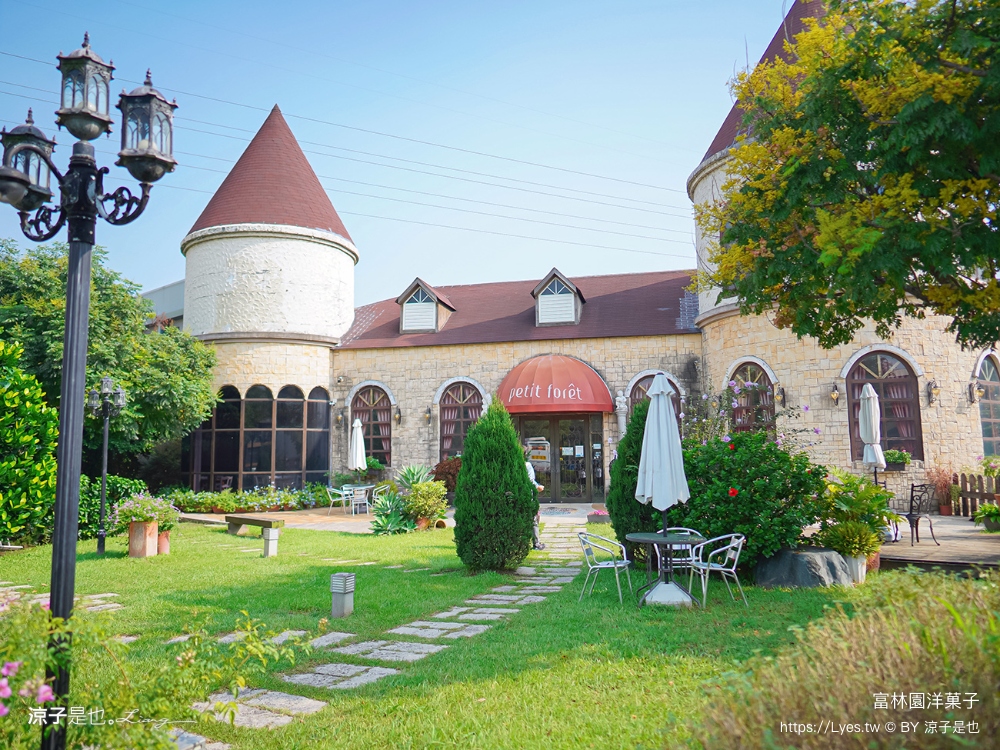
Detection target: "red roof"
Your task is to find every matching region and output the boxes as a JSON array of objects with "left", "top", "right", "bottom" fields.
[
  {"left": 340, "top": 270, "right": 698, "bottom": 349},
  {"left": 188, "top": 105, "right": 352, "bottom": 240},
  {"left": 499, "top": 355, "right": 614, "bottom": 413},
  {"left": 701, "top": 0, "right": 826, "bottom": 164}
]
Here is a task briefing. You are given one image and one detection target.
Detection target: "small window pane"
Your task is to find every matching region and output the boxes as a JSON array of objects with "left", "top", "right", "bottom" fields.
[
  {"left": 244, "top": 400, "right": 273, "bottom": 429},
  {"left": 440, "top": 382, "right": 483, "bottom": 460},
  {"left": 214, "top": 432, "right": 239, "bottom": 473},
  {"left": 308, "top": 399, "right": 329, "bottom": 429},
  {"left": 274, "top": 474, "right": 303, "bottom": 490},
  {"left": 276, "top": 400, "right": 303, "bottom": 429},
  {"left": 275, "top": 431, "right": 303, "bottom": 471},
  {"left": 307, "top": 431, "right": 329, "bottom": 471},
  {"left": 406, "top": 288, "right": 432, "bottom": 303},
  {"left": 216, "top": 398, "right": 241, "bottom": 429},
  {"left": 278, "top": 385, "right": 304, "bottom": 399},
  {"left": 242, "top": 474, "right": 270, "bottom": 490},
  {"left": 306, "top": 472, "right": 329, "bottom": 485},
  {"left": 243, "top": 431, "right": 272, "bottom": 472}
]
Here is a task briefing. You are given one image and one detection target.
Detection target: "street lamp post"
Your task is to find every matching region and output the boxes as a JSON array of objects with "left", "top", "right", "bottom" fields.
[
  {"left": 87, "top": 377, "right": 126, "bottom": 555},
  {"left": 0, "top": 34, "right": 176, "bottom": 750}
]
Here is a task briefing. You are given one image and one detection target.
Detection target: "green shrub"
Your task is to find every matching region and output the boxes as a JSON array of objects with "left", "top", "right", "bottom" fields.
[
  {"left": 974, "top": 502, "right": 1000, "bottom": 526},
  {"left": 666, "top": 432, "right": 827, "bottom": 568},
  {"left": 79, "top": 475, "right": 147, "bottom": 540},
  {"left": 606, "top": 399, "right": 658, "bottom": 561},
  {"left": 432, "top": 456, "right": 462, "bottom": 492},
  {"left": 331, "top": 472, "right": 355, "bottom": 489},
  {"left": 883, "top": 448, "right": 911, "bottom": 464},
  {"left": 405, "top": 480, "right": 448, "bottom": 522},
  {"left": 814, "top": 519, "right": 881, "bottom": 558},
  {"left": 688, "top": 570, "right": 1000, "bottom": 748},
  {"left": 0, "top": 340, "right": 58, "bottom": 545},
  {"left": 454, "top": 399, "right": 537, "bottom": 571},
  {"left": 371, "top": 491, "right": 416, "bottom": 536},
  {"left": 396, "top": 465, "right": 433, "bottom": 492}
]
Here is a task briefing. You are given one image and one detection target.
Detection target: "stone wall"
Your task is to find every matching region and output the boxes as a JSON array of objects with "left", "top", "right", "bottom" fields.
[
  {"left": 208, "top": 341, "right": 333, "bottom": 398},
  {"left": 700, "top": 310, "right": 988, "bottom": 497},
  {"left": 330, "top": 334, "right": 704, "bottom": 487},
  {"left": 182, "top": 223, "right": 357, "bottom": 340}
]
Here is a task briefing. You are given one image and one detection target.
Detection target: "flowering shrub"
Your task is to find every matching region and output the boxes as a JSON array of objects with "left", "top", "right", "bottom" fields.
[
  {"left": 158, "top": 483, "right": 330, "bottom": 514},
  {"left": 666, "top": 431, "right": 827, "bottom": 568},
  {"left": 110, "top": 494, "right": 176, "bottom": 535},
  {"left": 977, "top": 455, "right": 1000, "bottom": 478}
]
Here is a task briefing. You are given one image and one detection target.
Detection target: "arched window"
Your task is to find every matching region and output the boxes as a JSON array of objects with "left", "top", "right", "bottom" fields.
[
  {"left": 440, "top": 382, "right": 484, "bottom": 459},
  {"left": 629, "top": 374, "right": 681, "bottom": 425},
  {"left": 731, "top": 362, "right": 775, "bottom": 432},
  {"left": 847, "top": 352, "right": 924, "bottom": 460},
  {"left": 274, "top": 386, "right": 304, "bottom": 488},
  {"left": 306, "top": 387, "right": 331, "bottom": 484},
  {"left": 243, "top": 385, "right": 274, "bottom": 489},
  {"left": 352, "top": 386, "right": 392, "bottom": 466},
  {"left": 979, "top": 356, "right": 1000, "bottom": 457}
]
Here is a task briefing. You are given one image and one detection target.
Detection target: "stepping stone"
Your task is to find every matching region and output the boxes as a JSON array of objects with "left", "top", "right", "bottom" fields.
[
  {"left": 384, "top": 565, "right": 404, "bottom": 569},
  {"left": 469, "top": 594, "right": 522, "bottom": 603},
  {"left": 166, "top": 634, "right": 193, "bottom": 644},
  {"left": 332, "top": 640, "right": 447, "bottom": 662},
  {"left": 491, "top": 585, "right": 518, "bottom": 592},
  {"left": 84, "top": 593, "right": 119, "bottom": 599},
  {"left": 86, "top": 602, "right": 123, "bottom": 612},
  {"left": 356, "top": 562, "right": 378, "bottom": 566},
  {"left": 389, "top": 621, "right": 491, "bottom": 639},
  {"left": 269, "top": 630, "right": 307, "bottom": 645},
  {"left": 332, "top": 666, "right": 399, "bottom": 689},
  {"left": 431, "top": 606, "right": 472, "bottom": 619},
  {"left": 170, "top": 728, "right": 230, "bottom": 750},
  {"left": 217, "top": 632, "right": 248, "bottom": 644},
  {"left": 239, "top": 549, "right": 258, "bottom": 553},
  {"left": 458, "top": 608, "right": 520, "bottom": 622},
  {"left": 281, "top": 664, "right": 397, "bottom": 690},
  {"left": 309, "top": 632, "right": 355, "bottom": 649},
  {"left": 204, "top": 704, "right": 292, "bottom": 729},
  {"left": 518, "top": 595, "right": 547, "bottom": 603},
  {"left": 313, "top": 663, "right": 369, "bottom": 677},
  {"left": 551, "top": 576, "right": 577, "bottom": 584},
  {"left": 323, "top": 559, "right": 360, "bottom": 563},
  {"left": 515, "top": 567, "right": 536, "bottom": 575},
  {"left": 521, "top": 586, "right": 563, "bottom": 593},
  {"left": 0, "top": 585, "right": 33, "bottom": 590},
  {"left": 113, "top": 635, "right": 139, "bottom": 644},
  {"left": 442, "top": 624, "right": 491, "bottom": 639},
  {"left": 332, "top": 639, "right": 392, "bottom": 655},
  {"left": 403, "top": 568, "right": 430, "bottom": 573},
  {"left": 243, "top": 690, "right": 326, "bottom": 715},
  {"left": 282, "top": 673, "right": 349, "bottom": 689}
]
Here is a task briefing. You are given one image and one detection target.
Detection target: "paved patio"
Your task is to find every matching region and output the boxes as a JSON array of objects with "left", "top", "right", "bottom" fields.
[{"left": 879, "top": 515, "right": 1000, "bottom": 567}]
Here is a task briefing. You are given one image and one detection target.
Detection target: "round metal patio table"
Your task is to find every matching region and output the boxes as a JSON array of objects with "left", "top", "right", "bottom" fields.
[{"left": 626, "top": 531, "right": 704, "bottom": 607}]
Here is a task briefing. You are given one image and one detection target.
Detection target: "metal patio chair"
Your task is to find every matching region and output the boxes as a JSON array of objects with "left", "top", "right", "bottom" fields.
[
  {"left": 689, "top": 534, "right": 748, "bottom": 608},
  {"left": 326, "top": 486, "right": 350, "bottom": 516},
  {"left": 905, "top": 483, "right": 940, "bottom": 546},
  {"left": 350, "top": 486, "right": 371, "bottom": 515},
  {"left": 653, "top": 526, "right": 701, "bottom": 577},
  {"left": 578, "top": 532, "right": 633, "bottom": 604}
]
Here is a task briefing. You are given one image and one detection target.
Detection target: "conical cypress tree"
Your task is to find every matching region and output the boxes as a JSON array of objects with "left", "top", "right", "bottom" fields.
[
  {"left": 605, "top": 398, "right": 658, "bottom": 560},
  {"left": 454, "top": 398, "right": 538, "bottom": 571}
]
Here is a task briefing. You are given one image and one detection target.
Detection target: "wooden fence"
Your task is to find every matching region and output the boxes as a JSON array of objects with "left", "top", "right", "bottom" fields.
[{"left": 952, "top": 473, "right": 999, "bottom": 517}]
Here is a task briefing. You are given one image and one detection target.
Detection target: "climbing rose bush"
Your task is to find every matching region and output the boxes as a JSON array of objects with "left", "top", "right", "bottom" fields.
[{"left": 667, "top": 431, "right": 827, "bottom": 568}]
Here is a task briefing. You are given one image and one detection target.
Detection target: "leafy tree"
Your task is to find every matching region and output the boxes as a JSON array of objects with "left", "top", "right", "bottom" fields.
[
  {"left": 0, "top": 240, "right": 216, "bottom": 467},
  {"left": 697, "top": 0, "right": 1000, "bottom": 349},
  {"left": 0, "top": 340, "right": 58, "bottom": 544},
  {"left": 605, "top": 398, "right": 658, "bottom": 561},
  {"left": 453, "top": 399, "right": 537, "bottom": 571}
]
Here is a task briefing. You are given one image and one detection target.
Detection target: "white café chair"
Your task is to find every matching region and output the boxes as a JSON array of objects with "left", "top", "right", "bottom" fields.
[
  {"left": 578, "top": 532, "right": 633, "bottom": 604},
  {"left": 688, "top": 534, "right": 748, "bottom": 608},
  {"left": 652, "top": 526, "right": 701, "bottom": 578},
  {"left": 351, "top": 486, "right": 371, "bottom": 515},
  {"left": 326, "top": 486, "right": 352, "bottom": 516}
]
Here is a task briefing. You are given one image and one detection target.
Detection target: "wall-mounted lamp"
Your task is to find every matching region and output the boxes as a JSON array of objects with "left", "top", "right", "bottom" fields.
[
  {"left": 969, "top": 382, "right": 987, "bottom": 403},
  {"left": 774, "top": 386, "right": 785, "bottom": 406},
  {"left": 328, "top": 398, "right": 337, "bottom": 407},
  {"left": 336, "top": 409, "right": 345, "bottom": 426},
  {"left": 424, "top": 406, "right": 432, "bottom": 422},
  {"left": 830, "top": 384, "right": 840, "bottom": 406},
  {"left": 927, "top": 380, "right": 941, "bottom": 405},
  {"left": 394, "top": 407, "right": 402, "bottom": 424},
  {"left": 337, "top": 376, "right": 344, "bottom": 384}
]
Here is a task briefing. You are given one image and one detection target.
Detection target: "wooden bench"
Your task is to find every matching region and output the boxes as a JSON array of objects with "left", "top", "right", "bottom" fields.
[{"left": 224, "top": 515, "right": 285, "bottom": 558}]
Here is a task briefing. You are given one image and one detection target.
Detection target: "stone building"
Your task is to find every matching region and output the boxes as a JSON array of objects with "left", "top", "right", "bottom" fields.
[{"left": 154, "top": 1, "right": 1000, "bottom": 502}]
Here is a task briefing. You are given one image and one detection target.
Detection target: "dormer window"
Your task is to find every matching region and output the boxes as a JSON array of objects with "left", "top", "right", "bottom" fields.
[
  {"left": 396, "top": 278, "right": 456, "bottom": 333},
  {"left": 532, "top": 268, "right": 584, "bottom": 326}
]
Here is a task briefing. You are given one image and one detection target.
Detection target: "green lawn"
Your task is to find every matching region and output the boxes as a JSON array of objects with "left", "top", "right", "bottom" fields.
[{"left": 0, "top": 523, "right": 855, "bottom": 749}]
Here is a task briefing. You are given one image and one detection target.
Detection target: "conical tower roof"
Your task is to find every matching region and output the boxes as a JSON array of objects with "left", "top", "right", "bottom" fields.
[{"left": 189, "top": 105, "right": 352, "bottom": 241}]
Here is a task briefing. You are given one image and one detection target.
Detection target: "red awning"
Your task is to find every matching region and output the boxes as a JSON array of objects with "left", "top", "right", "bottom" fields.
[{"left": 498, "top": 354, "right": 613, "bottom": 414}]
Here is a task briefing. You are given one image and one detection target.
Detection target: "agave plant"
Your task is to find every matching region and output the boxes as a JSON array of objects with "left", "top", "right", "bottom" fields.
[
  {"left": 371, "top": 491, "right": 416, "bottom": 536},
  {"left": 396, "top": 465, "right": 433, "bottom": 493}
]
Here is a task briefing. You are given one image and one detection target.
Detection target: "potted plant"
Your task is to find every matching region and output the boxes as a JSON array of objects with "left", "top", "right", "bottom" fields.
[
  {"left": 950, "top": 483, "right": 961, "bottom": 515},
  {"left": 587, "top": 508, "right": 611, "bottom": 524},
  {"left": 925, "top": 466, "right": 954, "bottom": 515},
  {"left": 815, "top": 520, "right": 882, "bottom": 584},
  {"left": 977, "top": 455, "right": 1000, "bottom": 501},
  {"left": 403, "top": 480, "right": 448, "bottom": 530},
  {"left": 156, "top": 501, "right": 180, "bottom": 555},
  {"left": 973, "top": 502, "right": 1000, "bottom": 532},
  {"left": 883, "top": 449, "right": 911, "bottom": 472},
  {"left": 112, "top": 494, "right": 168, "bottom": 558}
]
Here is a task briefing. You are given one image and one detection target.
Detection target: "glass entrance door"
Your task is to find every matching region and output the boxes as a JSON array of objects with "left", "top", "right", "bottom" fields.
[{"left": 520, "top": 415, "right": 604, "bottom": 502}]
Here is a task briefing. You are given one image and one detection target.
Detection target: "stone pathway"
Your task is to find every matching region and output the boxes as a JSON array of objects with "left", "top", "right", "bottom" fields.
[
  {"left": 183, "top": 559, "right": 582, "bottom": 748},
  {"left": 536, "top": 522, "right": 586, "bottom": 562}
]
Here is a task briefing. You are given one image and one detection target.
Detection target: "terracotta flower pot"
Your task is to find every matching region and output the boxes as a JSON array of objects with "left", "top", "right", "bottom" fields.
[
  {"left": 157, "top": 530, "right": 171, "bottom": 555},
  {"left": 211, "top": 506, "right": 226, "bottom": 514},
  {"left": 416, "top": 518, "right": 431, "bottom": 530},
  {"left": 434, "top": 519, "right": 447, "bottom": 529},
  {"left": 129, "top": 521, "right": 158, "bottom": 558},
  {"left": 938, "top": 504, "right": 953, "bottom": 516},
  {"left": 866, "top": 551, "right": 880, "bottom": 572}
]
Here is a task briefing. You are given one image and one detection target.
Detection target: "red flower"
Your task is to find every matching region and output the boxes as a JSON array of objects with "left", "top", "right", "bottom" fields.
[
  {"left": 729, "top": 443, "right": 735, "bottom": 450},
  {"left": 728, "top": 487, "right": 738, "bottom": 497}
]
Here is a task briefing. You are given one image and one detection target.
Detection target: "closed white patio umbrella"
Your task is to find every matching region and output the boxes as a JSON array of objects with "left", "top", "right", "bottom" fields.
[
  {"left": 858, "top": 383, "right": 886, "bottom": 482},
  {"left": 348, "top": 418, "right": 367, "bottom": 472},
  {"left": 635, "top": 374, "right": 692, "bottom": 606}
]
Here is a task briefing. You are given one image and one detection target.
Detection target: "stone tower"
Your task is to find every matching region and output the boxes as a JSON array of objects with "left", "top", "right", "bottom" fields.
[{"left": 181, "top": 105, "right": 358, "bottom": 392}]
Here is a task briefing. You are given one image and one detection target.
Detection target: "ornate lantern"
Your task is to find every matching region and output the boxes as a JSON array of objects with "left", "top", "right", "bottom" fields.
[
  {"left": 115, "top": 70, "right": 177, "bottom": 183},
  {"left": 0, "top": 110, "right": 56, "bottom": 212},
  {"left": 55, "top": 33, "right": 115, "bottom": 141}
]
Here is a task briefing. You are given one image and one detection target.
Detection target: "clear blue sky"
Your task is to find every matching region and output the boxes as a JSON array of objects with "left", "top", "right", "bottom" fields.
[{"left": 1, "top": 1, "right": 789, "bottom": 306}]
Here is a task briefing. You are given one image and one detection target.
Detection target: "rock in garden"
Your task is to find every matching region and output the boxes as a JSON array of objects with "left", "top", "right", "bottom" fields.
[{"left": 754, "top": 548, "right": 853, "bottom": 588}]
